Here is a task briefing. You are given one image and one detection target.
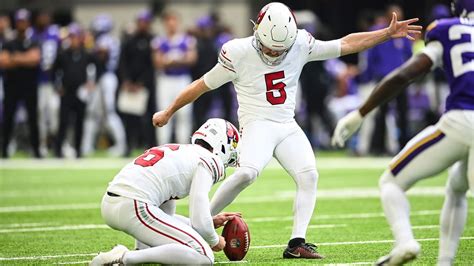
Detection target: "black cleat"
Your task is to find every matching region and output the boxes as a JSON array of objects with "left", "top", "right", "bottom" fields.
[{"left": 283, "top": 243, "right": 324, "bottom": 259}]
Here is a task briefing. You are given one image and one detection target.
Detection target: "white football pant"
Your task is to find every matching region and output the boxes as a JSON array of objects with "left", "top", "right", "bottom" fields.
[
  {"left": 211, "top": 120, "right": 318, "bottom": 240},
  {"left": 155, "top": 74, "right": 192, "bottom": 145},
  {"left": 38, "top": 82, "right": 60, "bottom": 155},
  {"left": 82, "top": 72, "right": 126, "bottom": 156},
  {"left": 378, "top": 110, "right": 474, "bottom": 263},
  {"left": 101, "top": 194, "right": 213, "bottom": 264}
]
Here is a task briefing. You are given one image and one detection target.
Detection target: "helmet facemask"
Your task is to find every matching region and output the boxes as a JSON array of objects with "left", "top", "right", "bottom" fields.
[
  {"left": 252, "top": 2, "right": 298, "bottom": 66},
  {"left": 253, "top": 31, "right": 291, "bottom": 66}
]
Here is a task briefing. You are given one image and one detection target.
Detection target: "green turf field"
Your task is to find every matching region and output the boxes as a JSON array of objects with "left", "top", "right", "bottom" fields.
[{"left": 1, "top": 156, "right": 473, "bottom": 265}]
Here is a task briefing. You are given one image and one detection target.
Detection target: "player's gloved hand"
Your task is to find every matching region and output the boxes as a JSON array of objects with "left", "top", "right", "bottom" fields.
[
  {"left": 213, "top": 212, "right": 242, "bottom": 228},
  {"left": 152, "top": 110, "right": 171, "bottom": 127},
  {"left": 212, "top": 235, "right": 226, "bottom": 252},
  {"left": 331, "top": 110, "right": 364, "bottom": 148}
]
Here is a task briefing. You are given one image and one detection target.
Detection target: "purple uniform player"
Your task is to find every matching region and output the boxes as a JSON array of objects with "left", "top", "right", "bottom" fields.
[
  {"left": 152, "top": 11, "right": 197, "bottom": 145},
  {"left": 33, "top": 12, "right": 61, "bottom": 156},
  {"left": 425, "top": 17, "right": 474, "bottom": 111},
  {"left": 332, "top": 1, "right": 474, "bottom": 265},
  {"left": 82, "top": 15, "right": 126, "bottom": 157}
]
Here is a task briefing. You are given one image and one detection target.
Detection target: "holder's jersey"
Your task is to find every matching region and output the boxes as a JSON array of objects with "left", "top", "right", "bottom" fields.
[
  {"left": 425, "top": 17, "right": 474, "bottom": 111},
  {"left": 205, "top": 29, "right": 341, "bottom": 126},
  {"left": 107, "top": 144, "right": 224, "bottom": 207}
]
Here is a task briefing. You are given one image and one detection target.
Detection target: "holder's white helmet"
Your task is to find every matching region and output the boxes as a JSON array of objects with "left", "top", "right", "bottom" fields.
[
  {"left": 253, "top": 2, "right": 297, "bottom": 66},
  {"left": 191, "top": 118, "right": 240, "bottom": 169}
]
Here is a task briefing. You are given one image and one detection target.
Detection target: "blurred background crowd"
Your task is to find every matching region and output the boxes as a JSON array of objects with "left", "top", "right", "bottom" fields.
[{"left": 0, "top": 0, "right": 453, "bottom": 159}]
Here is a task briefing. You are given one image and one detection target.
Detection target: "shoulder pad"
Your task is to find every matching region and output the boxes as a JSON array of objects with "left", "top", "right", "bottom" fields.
[{"left": 218, "top": 38, "right": 246, "bottom": 73}]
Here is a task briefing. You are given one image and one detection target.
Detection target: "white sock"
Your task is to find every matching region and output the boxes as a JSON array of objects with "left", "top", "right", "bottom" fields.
[
  {"left": 438, "top": 163, "right": 468, "bottom": 265},
  {"left": 123, "top": 243, "right": 212, "bottom": 265},
  {"left": 379, "top": 178, "right": 414, "bottom": 245},
  {"left": 291, "top": 170, "right": 318, "bottom": 239},
  {"left": 210, "top": 167, "right": 258, "bottom": 215}
]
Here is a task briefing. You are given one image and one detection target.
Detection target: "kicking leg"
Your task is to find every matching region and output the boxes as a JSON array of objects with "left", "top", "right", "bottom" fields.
[
  {"left": 210, "top": 120, "right": 276, "bottom": 215},
  {"left": 438, "top": 160, "right": 468, "bottom": 266},
  {"left": 376, "top": 126, "right": 468, "bottom": 265},
  {"left": 210, "top": 167, "right": 258, "bottom": 215}
]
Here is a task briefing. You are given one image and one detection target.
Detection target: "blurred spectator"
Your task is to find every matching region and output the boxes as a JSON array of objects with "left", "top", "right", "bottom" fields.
[
  {"left": 0, "top": 13, "right": 12, "bottom": 127},
  {"left": 118, "top": 10, "right": 156, "bottom": 155},
  {"left": 82, "top": 14, "right": 126, "bottom": 157},
  {"left": 295, "top": 11, "right": 335, "bottom": 148},
  {"left": 360, "top": 5, "right": 412, "bottom": 155},
  {"left": 33, "top": 10, "right": 61, "bottom": 157},
  {"left": 210, "top": 18, "right": 237, "bottom": 127},
  {"left": 0, "top": 9, "right": 41, "bottom": 158},
  {"left": 191, "top": 15, "right": 236, "bottom": 130},
  {"left": 52, "top": 23, "right": 96, "bottom": 158},
  {"left": 152, "top": 11, "right": 196, "bottom": 144},
  {"left": 429, "top": 4, "right": 451, "bottom": 21},
  {"left": 326, "top": 59, "right": 361, "bottom": 151},
  {"left": 428, "top": 4, "right": 451, "bottom": 116}
]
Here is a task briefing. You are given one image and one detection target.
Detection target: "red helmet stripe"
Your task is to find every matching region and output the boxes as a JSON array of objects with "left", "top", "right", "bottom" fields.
[{"left": 193, "top": 132, "right": 206, "bottom": 137}]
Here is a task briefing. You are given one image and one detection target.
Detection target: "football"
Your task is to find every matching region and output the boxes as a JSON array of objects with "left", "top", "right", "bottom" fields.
[{"left": 222, "top": 216, "right": 251, "bottom": 261}]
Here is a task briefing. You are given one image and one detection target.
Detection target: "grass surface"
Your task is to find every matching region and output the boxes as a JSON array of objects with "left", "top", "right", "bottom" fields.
[{"left": 0, "top": 156, "right": 473, "bottom": 265}]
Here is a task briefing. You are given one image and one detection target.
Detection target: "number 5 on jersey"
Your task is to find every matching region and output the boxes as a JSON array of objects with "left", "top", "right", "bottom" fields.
[{"left": 265, "top": 71, "right": 287, "bottom": 105}]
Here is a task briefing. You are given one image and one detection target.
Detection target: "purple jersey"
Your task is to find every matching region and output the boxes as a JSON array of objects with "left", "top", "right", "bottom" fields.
[
  {"left": 33, "top": 25, "right": 60, "bottom": 83},
  {"left": 95, "top": 33, "right": 120, "bottom": 72},
  {"left": 152, "top": 34, "right": 195, "bottom": 76},
  {"left": 425, "top": 17, "right": 474, "bottom": 111}
]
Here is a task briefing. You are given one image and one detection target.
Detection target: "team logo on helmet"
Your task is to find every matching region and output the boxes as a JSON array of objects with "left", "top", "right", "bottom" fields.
[
  {"left": 255, "top": 4, "right": 270, "bottom": 27},
  {"left": 226, "top": 122, "right": 239, "bottom": 149}
]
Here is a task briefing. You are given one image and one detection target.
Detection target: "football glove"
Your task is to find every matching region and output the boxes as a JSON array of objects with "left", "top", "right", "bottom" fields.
[{"left": 331, "top": 110, "right": 364, "bottom": 148}]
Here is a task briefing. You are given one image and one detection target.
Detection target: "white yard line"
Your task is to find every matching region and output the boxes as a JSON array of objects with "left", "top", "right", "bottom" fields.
[
  {"left": 412, "top": 225, "right": 439, "bottom": 229},
  {"left": 0, "top": 157, "right": 391, "bottom": 170},
  {"left": 247, "top": 209, "right": 442, "bottom": 223},
  {"left": 55, "top": 260, "right": 91, "bottom": 265},
  {"left": 325, "top": 263, "right": 372, "bottom": 266},
  {"left": 285, "top": 224, "right": 347, "bottom": 229},
  {"left": 0, "top": 222, "right": 436, "bottom": 234},
  {"left": 3, "top": 237, "right": 474, "bottom": 262},
  {"left": 0, "top": 253, "right": 96, "bottom": 261},
  {"left": 215, "top": 261, "right": 249, "bottom": 264},
  {"left": 0, "top": 187, "right": 451, "bottom": 201},
  {"left": 251, "top": 236, "right": 474, "bottom": 249},
  {"left": 57, "top": 260, "right": 251, "bottom": 265},
  {"left": 0, "top": 203, "right": 99, "bottom": 213},
  {"left": 0, "top": 186, "right": 456, "bottom": 213},
  {"left": 0, "top": 222, "right": 55, "bottom": 228},
  {"left": 0, "top": 224, "right": 108, "bottom": 233}
]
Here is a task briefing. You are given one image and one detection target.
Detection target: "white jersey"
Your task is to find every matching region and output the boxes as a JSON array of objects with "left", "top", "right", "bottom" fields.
[
  {"left": 107, "top": 144, "right": 224, "bottom": 207},
  {"left": 204, "top": 29, "right": 341, "bottom": 126}
]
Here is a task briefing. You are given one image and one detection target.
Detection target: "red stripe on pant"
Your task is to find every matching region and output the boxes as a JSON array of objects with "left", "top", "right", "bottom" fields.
[
  {"left": 133, "top": 200, "right": 192, "bottom": 250},
  {"left": 144, "top": 202, "right": 208, "bottom": 256}
]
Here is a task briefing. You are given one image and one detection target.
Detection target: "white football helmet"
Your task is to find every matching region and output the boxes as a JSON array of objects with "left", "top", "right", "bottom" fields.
[
  {"left": 191, "top": 118, "right": 240, "bottom": 169},
  {"left": 253, "top": 2, "right": 298, "bottom": 66}
]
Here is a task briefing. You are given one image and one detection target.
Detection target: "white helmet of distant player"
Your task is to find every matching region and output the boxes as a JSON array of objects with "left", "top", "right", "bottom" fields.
[
  {"left": 191, "top": 118, "right": 240, "bottom": 170},
  {"left": 253, "top": 2, "right": 297, "bottom": 66}
]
